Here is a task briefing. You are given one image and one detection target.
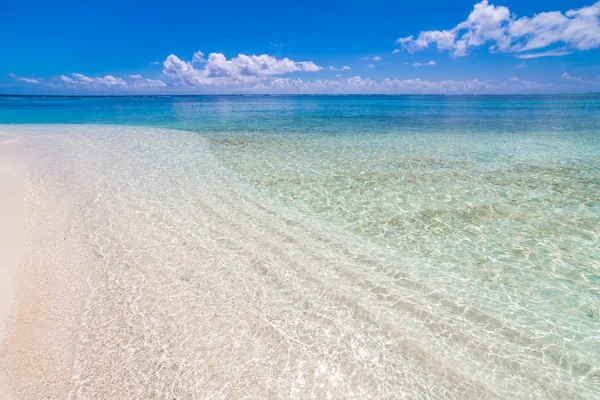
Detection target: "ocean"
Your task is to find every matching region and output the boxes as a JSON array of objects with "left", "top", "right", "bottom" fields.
[{"left": 1, "top": 95, "right": 599, "bottom": 398}]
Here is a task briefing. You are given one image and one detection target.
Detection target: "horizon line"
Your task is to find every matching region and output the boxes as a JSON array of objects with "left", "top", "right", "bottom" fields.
[{"left": 1, "top": 93, "right": 598, "bottom": 98}]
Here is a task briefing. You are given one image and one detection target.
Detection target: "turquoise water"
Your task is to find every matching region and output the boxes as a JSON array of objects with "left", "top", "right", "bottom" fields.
[
  {"left": 1, "top": 95, "right": 599, "bottom": 398},
  {"left": 2, "top": 95, "right": 600, "bottom": 135}
]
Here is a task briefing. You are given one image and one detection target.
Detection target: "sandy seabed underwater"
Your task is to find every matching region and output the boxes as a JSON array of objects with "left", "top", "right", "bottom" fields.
[{"left": 0, "top": 95, "right": 599, "bottom": 399}]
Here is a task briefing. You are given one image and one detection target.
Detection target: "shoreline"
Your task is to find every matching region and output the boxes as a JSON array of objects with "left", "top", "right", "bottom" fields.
[
  {"left": 0, "top": 124, "right": 595, "bottom": 398},
  {"left": 0, "top": 125, "right": 493, "bottom": 398},
  {"left": 0, "top": 135, "right": 26, "bottom": 399}
]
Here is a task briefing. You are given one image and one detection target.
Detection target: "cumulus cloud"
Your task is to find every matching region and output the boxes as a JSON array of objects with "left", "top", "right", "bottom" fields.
[
  {"left": 297, "top": 61, "right": 323, "bottom": 72},
  {"left": 341, "top": 65, "right": 352, "bottom": 70},
  {"left": 163, "top": 52, "right": 323, "bottom": 86},
  {"left": 128, "top": 74, "right": 143, "bottom": 79},
  {"left": 368, "top": 64, "right": 376, "bottom": 68},
  {"left": 413, "top": 60, "right": 436, "bottom": 67},
  {"left": 373, "top": 56, "right": 382, "bottom": 61},
  {"left": 8, "top": 73, "right": 41, "bottom": 84},
  {"left": 192, "top": 51, "right": 205, "bottom": 63},
  {"left": 396, "top": 1, "right": 600, "bottom": 58}
]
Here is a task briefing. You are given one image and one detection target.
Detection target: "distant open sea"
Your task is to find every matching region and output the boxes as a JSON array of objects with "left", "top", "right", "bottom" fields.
[{"left": 1, "top": 95, "right": 599, "bottom": 398}]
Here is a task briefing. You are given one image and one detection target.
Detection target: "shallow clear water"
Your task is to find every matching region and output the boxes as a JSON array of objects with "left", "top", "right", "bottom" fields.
[{"left": 1, "top": 95, "right": 599, "bottom": 398}]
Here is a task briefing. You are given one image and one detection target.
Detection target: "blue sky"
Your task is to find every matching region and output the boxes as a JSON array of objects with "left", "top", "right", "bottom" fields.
[{"left": 2, "top": 0, "right": 599, "bottom": 94}]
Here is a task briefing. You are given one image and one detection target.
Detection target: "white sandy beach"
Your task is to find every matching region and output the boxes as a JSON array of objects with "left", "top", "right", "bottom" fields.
[
  {"left": 0, "top": 125, "right": 494, "bottom": 399},
  {"left": 0, "top": 124, "right": 595, "bottom": 399},
  {"left": 0, "top": 138, "right": 25, "bottom": 337},
  {"left": 0, "top": 134, "right": 26, "bottom": 400}
]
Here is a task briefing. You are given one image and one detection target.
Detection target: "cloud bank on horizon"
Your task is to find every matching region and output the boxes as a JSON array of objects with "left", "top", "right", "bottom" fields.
[
  {"left": 10, "top": 69, "right": 580, "bottom": 95},
  {"left": 3, "top": 1, "right": 600, "bottom": 94}
]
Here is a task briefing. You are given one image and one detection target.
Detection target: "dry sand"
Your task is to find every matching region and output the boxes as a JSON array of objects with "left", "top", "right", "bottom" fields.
[{"left": 0, "top": 135, "right": 26, "bottom": 399}]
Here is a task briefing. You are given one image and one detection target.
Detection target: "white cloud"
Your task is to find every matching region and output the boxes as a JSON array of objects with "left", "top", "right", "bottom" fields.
[
  {"left": 32, "top": 70, "right": 593, "bottom": 94},
  {"left": 514, "top": 49, "right": 574, "bottom": 59},
  {"left": 297, "top": 61, "right": 322, "bottom": 72},
  {"left": 396, "top": 1, "right": 600, "bottom": 58},
  {"left": 102, "top": 76, "right": 125, "bottom": 85},
  {"left": 163, "top": 52, "right": 323, "bottom": 86},
  {"left": 100, "top": 76, "right": 126, "bottom": 86},
  {"left": 8, "top": 73, "right": 40, "bottom": 84},
  {"left": 60, "top": 75, "right": 76, "bottom": 83},
  {"left": 392, "top": 49, "right": 400, "bottom": 54},
  {"left": 368, "top": 64, "right": 375, "bottom": 68},
  {"left": 329, "top": 65, "right": 351, "bottom": 72},
  {"left": 380, "top": 77, "right": 497, "bottom": 93},
  {"left": 561, "top": 72, "right": 583, "bottom": 81},
  {"left": 373, "top": 56, "right": 382, "bottom": 61},
  {"left": 246, "top": 75, "right": 557, "bottom": 94},
  {"left": 71, "top": 73, "right": 96, "bottom": 84},
  {"left": 68, "top": 73, "right": 126, "bottom": 86},
  {"left": 55, "top": 72, "right": 165, "bottom": 89},
  {"left": 131, "top": 78, "right": 167, "bottom": 88},
  {"left": 263, "top": 76, "right": 379, "bottom": 93},
  {"left": 150, "top": 61, "right": 160, "bottom": 65},
  {"left": 192, "top": 51, "right": 205, "bottom": 63},
  {"left": 516, "top": 62, "right": 525, "bottom": 68},
  {"left": 505, "top": 76, "right": 550, "bottom": 89},
  {"left": 413, "top": 60, "right": 436, "bottom": 67}
]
